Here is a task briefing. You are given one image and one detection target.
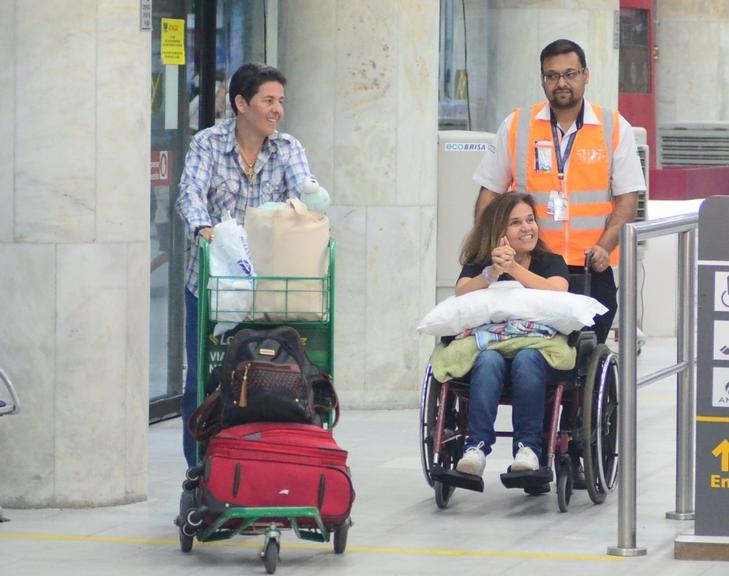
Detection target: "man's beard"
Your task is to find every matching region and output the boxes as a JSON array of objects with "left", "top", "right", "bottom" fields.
[{"left": 549, "top": 88, "right": 579, "bottom": 110}]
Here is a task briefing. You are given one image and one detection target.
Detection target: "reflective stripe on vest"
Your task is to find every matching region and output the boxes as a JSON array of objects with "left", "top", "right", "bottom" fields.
[{"left": 509, "top": 102, "right": 620, "bottom": 265}]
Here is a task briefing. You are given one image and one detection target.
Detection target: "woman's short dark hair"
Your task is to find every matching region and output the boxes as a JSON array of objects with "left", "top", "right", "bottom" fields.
[
  {"left": 228, "top": 62, "right": 287, "bottom": 114},
  {"left": 540, "top": 39, "right": 587, "bottom": 72}
]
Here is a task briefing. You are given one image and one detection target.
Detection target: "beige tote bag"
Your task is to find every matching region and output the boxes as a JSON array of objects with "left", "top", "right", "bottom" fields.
[{"left": 246, "top": 198, "right": 330, "bottom": 320}]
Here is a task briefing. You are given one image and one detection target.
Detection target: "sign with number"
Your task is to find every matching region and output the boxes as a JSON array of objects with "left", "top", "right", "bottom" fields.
[{"left": 139, "top": 0, "right": 152, "bottom": 31}]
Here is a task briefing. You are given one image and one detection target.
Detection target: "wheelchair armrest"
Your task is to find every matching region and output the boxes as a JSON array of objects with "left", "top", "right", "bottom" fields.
[
  {"left": 571, "top": 330, "right": 598, "bottom": 379},
  {"left": 567, "top": 330, "right": 581, "bottom": 347}
]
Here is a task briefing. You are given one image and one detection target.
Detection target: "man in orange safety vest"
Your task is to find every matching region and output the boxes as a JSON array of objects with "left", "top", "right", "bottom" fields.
[{"left": 473, "top": 38, "right": 646, "bottom": 345}]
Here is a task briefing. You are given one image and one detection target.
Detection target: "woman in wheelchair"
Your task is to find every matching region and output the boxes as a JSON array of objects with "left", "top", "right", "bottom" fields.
[{"left": 453, "top": 192, "right": 570, "bottom": 478}]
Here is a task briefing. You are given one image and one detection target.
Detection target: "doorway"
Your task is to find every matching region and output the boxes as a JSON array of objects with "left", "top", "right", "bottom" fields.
[
  {"left": 618, "top": 0, "right": 656, "bottom": 168},
  {"left": 149, "top": 0, "right": 269, "bottom": 422}
]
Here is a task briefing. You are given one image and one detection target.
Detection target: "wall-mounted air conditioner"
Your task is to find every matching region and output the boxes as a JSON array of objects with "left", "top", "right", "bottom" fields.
[
  {"left": 658, "top": 122, "right": 729, "bottom": 168},
  {"left": 436, "top": 131, "right": 496, "bottom": 303}
]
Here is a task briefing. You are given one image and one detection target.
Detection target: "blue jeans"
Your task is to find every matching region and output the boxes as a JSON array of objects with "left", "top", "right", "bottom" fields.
[
  {"left": 182, "top": 289, "right": 199, "bottom": 468},
  {"left": 465, "top": 348, "right": 558, "bottom": 458}
]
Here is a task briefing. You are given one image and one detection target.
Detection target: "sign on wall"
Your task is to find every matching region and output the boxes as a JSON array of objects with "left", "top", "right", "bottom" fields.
[
  {"left": 161, "top": 18, "right": 185, "bottom": 65},
  {"left": 150, "top": 150, "right": 173, "bottom": 187}
]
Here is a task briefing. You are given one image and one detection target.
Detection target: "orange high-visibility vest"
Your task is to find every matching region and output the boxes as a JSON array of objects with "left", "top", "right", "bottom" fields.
[{"left": 508, "top": 103, "right": 620, "bottom": 266}]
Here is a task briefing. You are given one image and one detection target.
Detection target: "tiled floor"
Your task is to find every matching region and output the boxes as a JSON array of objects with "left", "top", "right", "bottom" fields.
[{"left": 0, "top": 338, "right": 726, "bottom": 575}]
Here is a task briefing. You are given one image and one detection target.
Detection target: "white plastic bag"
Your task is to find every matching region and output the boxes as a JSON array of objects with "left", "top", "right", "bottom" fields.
[
  {"left": 208, "top": 213, "right": 256, "bottom": 327},
  {"left": 209, "top": 213, "right": 256, "bottom": 277}
]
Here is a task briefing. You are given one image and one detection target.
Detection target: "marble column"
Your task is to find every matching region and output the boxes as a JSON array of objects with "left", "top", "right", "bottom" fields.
[
  {"left": 0, "top": 1, "right": 150, "bottom": 506},
  {"left": 278, "top": 0, "right": 439, "bottom": 408},
  {"left": 656, "top": 0, "right": 729, "bottom": 125}
]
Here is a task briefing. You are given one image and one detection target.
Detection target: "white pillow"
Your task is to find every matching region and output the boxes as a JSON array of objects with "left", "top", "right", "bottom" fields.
[{"left": 417, "top": 281, "right": 608, "bottom": 336}]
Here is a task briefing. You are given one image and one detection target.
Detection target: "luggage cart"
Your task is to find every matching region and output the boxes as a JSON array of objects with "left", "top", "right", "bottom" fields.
[
  {"left": 1, "top": 368, "right": 20, "bottom": 522},
  {"left": 177, "top": 239, "right": 350, "bottom": 574}
]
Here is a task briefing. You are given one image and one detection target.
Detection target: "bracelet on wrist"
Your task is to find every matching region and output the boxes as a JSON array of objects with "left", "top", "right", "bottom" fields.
[{"left": 481, "top": 265, "right": 499, "bottom": 285}]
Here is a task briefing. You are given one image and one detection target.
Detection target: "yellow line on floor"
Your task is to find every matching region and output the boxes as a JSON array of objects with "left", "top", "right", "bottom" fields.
[{"left": 0, "top": 532, "right": 622, "bottom": 562}]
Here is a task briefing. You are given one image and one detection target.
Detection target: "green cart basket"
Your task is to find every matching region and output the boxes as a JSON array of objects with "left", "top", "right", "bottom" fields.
[{"left": 177, "top": 239, "right": 349, "bottom": 574}]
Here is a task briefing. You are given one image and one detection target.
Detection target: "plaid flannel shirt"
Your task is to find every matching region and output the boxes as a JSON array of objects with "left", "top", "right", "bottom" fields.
[{"left": 175, "top": 118, "right": 310, "bottom": 295}]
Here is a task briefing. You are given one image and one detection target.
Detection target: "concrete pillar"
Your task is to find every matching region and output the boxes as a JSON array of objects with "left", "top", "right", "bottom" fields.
[
  {"left": 278, "top": 0, "right": 439, "bottom": 408},
  {"left": 0, "top": 1, "right": 150, "bottom": 506},
  {"left": 466, "top": 0, "right": 619, "bottom": 132},
  {"left": 656, "top": 1, "right": 729, "bottom": 124}
]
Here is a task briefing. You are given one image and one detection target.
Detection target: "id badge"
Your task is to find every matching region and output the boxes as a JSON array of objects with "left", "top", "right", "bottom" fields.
[
  {"left": 534, "top": 140, "right": 553, "bottom": 172},
  {"left": 547, "top": 190, "right": 559, "bottom": 215},
  {"left": 553, "top": 193, "right": 569, "bottom": 221}
]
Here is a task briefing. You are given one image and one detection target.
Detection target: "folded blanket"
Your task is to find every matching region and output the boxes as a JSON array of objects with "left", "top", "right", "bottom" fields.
[
  {"left": 489, "top": 334, "right": 576, "bottom": 371},
  {"left": 430, "top": 337, "right": 480, "bottom": 382},
  {"left": 430, "top": 333, "right": 575, "bottom": 382}
]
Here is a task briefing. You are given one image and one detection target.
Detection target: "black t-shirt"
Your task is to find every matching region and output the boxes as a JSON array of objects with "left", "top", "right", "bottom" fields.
[{"left": 458, "top": 251, "right": 569, "bottom": 284}]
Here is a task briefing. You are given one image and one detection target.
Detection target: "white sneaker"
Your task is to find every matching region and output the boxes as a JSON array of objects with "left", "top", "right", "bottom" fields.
[
  {"left": 456, "top": 441, "right": 486, "bottom": 476},
  {"left": 511, "top": 442, "right": 540, "bottom": 472}
]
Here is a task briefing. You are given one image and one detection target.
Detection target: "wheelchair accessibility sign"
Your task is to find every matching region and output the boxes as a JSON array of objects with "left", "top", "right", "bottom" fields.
[
  {"left": 715, "top": 272, "right": 729, "bottom": 312},
  {"left": 713, "top": 368, "right": 729, "bottom": 407},
  {"left": 713, "top": 321, "right": 729, "bottom": 361}
]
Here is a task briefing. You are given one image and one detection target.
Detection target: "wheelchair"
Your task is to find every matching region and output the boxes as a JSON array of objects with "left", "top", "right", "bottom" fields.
[
  {"left": 418, "top": 267, "right": 619, "bottom": 513},
  {"left": 1, "top": 367, "right": 20, "bottom": 522}
]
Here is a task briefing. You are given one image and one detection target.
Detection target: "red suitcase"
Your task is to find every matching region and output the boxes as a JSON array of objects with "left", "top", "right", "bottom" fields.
[{"left": 200, "top": 422, "right": 354, "bottom": 526}]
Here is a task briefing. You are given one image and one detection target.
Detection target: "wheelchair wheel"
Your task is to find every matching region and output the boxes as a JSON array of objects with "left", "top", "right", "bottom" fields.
[
  {"left": 582, "top": 344, "right": 619, "bottom": 505},
  {"left": 434, "top": 383, "right": 465, "bottom": 509},
  {"left": 419, "top": 365, "right": 437, "bottom": 487},
  {"left": 420, "top": 367, "right": 465, "bottom": 508},
  {"left": 434, "top": 430, "right": 459, "bottom": 509},
  {"left": 555, "top": 455, "right": 572, "bottom": 513},
  {"left": 434, "top": 479, "right": 455, "bottom": 509}
]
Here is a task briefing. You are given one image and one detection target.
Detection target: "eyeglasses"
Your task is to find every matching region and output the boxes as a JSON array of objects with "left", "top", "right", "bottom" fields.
[{"left": 542, "top": 68, "right": 585, "bottom": 84}]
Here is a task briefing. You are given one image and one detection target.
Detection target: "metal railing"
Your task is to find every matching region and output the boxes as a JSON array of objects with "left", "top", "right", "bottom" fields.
[{"left": 607, "top": 213, "right": 698, "bottom": 557}]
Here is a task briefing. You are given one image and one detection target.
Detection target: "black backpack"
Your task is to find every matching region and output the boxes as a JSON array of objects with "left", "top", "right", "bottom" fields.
[{"left": 189, "top": 327, "right": 337, "bottom": 441}]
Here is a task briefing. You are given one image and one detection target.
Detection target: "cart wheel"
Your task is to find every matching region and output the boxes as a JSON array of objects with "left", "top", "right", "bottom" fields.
[
  {"left": 333, "top": 520, "right": 350, "bottom": 554},
  {"left": 264, "top": 539, "right": 279, "bottom": 574},
  {"left": 556, "top": 457, "right": 572, "bottom": 513},
  {"left": 179, "top": 526, "right": 194, "bottom": 553},
  {"left": 177, "top": 489, "right": 196, "bottom": 552}
]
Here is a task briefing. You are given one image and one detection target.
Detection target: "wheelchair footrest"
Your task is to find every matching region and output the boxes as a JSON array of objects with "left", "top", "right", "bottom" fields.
[
  {"left": 499, "top": 466, "right": 553, "bottom": 489},
  {"left": 430, "top": 466, "right": 484, "bottom": 493}
]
